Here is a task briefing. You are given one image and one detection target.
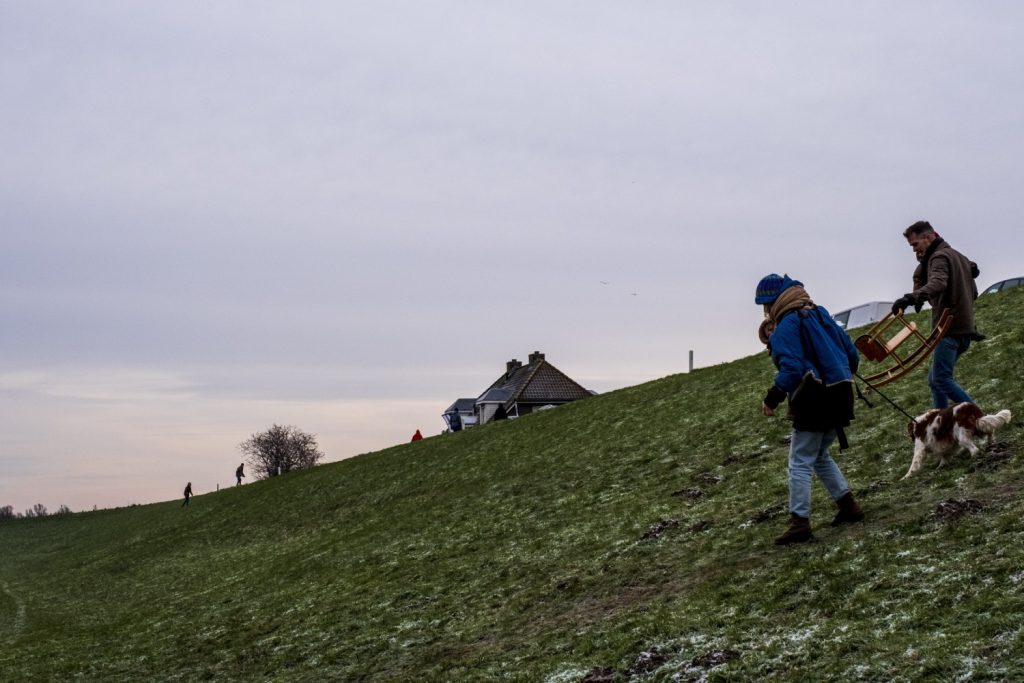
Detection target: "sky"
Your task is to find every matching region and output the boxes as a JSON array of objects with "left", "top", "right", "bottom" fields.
[{"left": 2, "top": 2, "right": 1023, "bottom": 513}]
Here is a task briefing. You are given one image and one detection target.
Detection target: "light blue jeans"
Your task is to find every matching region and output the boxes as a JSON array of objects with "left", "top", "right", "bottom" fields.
[
  {"left": 929, "top": 335, "right": 974, "bottom": 409},
  {"left": 788, "top": 429, "right": 850, "bottom": 519}
]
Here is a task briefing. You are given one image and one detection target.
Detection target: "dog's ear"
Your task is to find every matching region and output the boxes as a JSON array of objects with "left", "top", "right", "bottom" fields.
[{"left": 906, "top": 420, "right": 916, "bottom": 440}]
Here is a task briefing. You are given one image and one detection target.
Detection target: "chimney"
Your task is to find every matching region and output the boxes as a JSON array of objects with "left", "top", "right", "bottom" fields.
[
  {"left": 528, "top": 350, "right": 545, "bottom": 364},
  {"left": 506, "top": 359, "right": 522, "bottom": 376}
]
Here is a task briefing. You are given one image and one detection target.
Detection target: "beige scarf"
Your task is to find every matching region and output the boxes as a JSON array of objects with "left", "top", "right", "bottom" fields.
[{"left": 758, "top": 285, "right": 814, "bottom": 345}]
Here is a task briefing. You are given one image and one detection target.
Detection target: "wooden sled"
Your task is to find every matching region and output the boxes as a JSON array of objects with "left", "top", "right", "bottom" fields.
[{"left": 854, "top": 309, "right": 953, "bottom": 387}]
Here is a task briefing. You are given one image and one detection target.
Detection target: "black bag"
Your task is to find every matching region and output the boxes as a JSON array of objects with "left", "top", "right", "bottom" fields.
[{"left": 789, "top": 371, "right": 853, "bottom": 433}]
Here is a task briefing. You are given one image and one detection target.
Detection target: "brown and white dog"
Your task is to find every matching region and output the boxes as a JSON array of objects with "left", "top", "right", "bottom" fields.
[{"left": 903, "top": 402, "right": 1012, "bottom": 479}]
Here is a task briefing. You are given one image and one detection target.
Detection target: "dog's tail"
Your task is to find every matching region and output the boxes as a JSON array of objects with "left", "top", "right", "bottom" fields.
[{"left": 977, "top": 409, "right": 1012, "bottom": 435}]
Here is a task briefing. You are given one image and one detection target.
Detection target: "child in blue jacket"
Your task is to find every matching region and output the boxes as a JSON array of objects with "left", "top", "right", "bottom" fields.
[{"left": 756, "top": 274, "right": 865, "bottom": 545}]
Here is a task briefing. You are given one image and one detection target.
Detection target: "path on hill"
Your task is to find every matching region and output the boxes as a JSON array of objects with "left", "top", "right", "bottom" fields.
[{"left": 2, "top": 582, "right": 26, "bottom": 638}]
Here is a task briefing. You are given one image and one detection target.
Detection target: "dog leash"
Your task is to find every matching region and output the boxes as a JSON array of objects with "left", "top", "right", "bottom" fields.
[{"left": 854, "top": 372, "right": 918, "bottom": 423}]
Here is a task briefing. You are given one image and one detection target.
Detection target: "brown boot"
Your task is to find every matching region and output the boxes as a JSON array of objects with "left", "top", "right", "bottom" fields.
[
  {"left": 775, "top": 514, "right": 813, "bottom": 545},
  {"left": 830, "top": 492, "right": 864, "bottom": 527}
]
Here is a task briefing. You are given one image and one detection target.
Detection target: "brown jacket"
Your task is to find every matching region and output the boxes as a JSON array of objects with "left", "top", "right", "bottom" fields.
[{"left": 910, "top": 238, "right": 979, "bottom": 337}]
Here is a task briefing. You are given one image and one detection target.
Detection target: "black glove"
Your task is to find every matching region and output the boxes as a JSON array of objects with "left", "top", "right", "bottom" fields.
[
  {"left": 891, "top": 294, "right": 915, "bottom": 316},
  {"left": 763, "top": 385, "right": 787, "bottom": 410}
]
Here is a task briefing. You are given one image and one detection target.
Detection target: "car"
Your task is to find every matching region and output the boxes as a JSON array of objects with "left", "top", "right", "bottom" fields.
[
  {"left": 832, "top": 301, "right": 893, "bottom": 330},
  {"left": 981, "top": 276, "right": 1024, "bottom": 295}
]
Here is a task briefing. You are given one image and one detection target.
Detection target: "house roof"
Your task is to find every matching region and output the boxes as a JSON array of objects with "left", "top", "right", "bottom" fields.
[
  {"left": 477, "top": 353, "right": 592, "bottom": 410},
  {"left": 443, "top": 398, "right": 477, "bottom": 414}
]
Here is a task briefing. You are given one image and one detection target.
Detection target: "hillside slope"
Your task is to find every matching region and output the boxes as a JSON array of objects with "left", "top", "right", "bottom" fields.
[{"left": 2, "top": 288, "right": 1023, "bottom": 682}]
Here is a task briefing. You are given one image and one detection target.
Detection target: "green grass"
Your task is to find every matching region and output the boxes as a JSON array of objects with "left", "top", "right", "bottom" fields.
[{"left": 2, "top": 288, "right": 1023, "bottom": 682}]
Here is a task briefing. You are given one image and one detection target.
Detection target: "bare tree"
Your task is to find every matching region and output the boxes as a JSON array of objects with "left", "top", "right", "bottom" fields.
[
  {"left": 0, "top": 505, "right": 14, "bottom": 520},
  {"left": 239, "top": 424, "right": 324, "bottom": 480},
  {"left": 23, "top": 503, "right": 47, "bottom": 518}
]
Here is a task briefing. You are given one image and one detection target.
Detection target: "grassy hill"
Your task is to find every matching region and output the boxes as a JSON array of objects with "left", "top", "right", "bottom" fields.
[{"left": 2, "top": 287, "right": 1023, "bottom": 682}]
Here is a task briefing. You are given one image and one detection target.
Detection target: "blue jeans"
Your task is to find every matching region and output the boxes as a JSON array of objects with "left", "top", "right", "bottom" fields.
[
  {"left": 929, "top": 335, "right": 973, "bottom": 409},
  {"left": 788, "top": 429, "right": 850, "bottom": 519}
]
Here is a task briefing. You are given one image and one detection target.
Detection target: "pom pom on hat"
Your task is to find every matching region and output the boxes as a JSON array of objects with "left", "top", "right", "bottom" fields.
[{"left": 755, "top": 273, "right": 801, "bottom": 305}]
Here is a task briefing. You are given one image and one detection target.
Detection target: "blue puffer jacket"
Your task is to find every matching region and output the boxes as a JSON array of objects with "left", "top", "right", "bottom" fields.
[
  {"left": 765, "top": 306, "right": 860, "bottom": 433},
  {"left": 769, "top": 306, "right": 859, "bottom": 394}
]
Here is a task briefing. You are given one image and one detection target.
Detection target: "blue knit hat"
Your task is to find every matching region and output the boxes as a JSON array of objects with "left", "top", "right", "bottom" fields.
[{"left": 754, "top": 273, "right": 801, "bottom": 305}]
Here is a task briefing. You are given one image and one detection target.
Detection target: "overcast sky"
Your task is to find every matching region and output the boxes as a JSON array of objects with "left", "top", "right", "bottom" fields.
[{"left": 2, "top": 2, "right": 1023, "bottom": 513}]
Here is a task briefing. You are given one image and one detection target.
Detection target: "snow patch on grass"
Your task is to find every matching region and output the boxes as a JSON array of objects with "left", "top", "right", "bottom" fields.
[{"left": 544, "top": 668, "right": 590, "bottom": 683}]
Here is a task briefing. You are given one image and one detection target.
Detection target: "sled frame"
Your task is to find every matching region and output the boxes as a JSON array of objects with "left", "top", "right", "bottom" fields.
[{"left": 854, "top": 309, "right": 953, "bottom": 387}]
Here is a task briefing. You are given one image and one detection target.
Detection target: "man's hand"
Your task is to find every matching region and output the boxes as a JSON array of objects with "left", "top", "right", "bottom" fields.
[
  {"left": 762, "top": 403, "right": 775, "bottom": 417},
  {"left": 891, "top": 294, "right": 915, "bottom": 316}
]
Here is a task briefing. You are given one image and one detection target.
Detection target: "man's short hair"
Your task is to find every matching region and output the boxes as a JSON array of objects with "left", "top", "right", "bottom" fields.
[{"left": 904, "top": 220, "right": 935, "bottom": 238}]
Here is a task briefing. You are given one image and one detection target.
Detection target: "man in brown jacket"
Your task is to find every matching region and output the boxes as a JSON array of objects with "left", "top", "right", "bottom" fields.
[{"left": 891, "top": 220, "right": 982, "bottom": 408}]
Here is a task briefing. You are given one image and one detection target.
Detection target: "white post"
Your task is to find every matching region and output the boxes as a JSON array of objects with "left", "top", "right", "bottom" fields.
[{"left": 689, "top": 350, "right": 694, "bottom": 372}]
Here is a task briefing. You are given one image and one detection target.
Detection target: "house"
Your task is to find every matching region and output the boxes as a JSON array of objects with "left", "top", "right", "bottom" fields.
[{"left": 442, "top": 351, "right": 594, "bottom": 430}]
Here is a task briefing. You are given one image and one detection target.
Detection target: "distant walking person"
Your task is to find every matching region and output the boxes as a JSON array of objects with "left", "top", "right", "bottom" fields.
[
  {"left": 182, "top": 482, "right": 193, "bottom": 507},
  {"left": 411, "top": 429, "right": 423, "bottom": 442},
  {"left": 755, "top": 273, "right": 864, "bottom": 545},
  {"left": 891, "top": 221, "right": 982, "bottom": 408},
  {"left": 235, "top": 463, "right": 245, "bottom": 486},
  {"left": 449, "top": 409, "right": 462, "bottom": 433}
]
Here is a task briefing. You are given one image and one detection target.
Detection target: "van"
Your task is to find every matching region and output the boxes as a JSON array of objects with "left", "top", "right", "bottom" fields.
[{"left": 832, "top": 301, "right": 893, "bottom": 331}]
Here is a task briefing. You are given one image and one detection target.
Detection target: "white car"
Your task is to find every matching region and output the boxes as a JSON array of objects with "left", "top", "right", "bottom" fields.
[{"left": 832, "top": 301, "right": 893, "bottom": 331}]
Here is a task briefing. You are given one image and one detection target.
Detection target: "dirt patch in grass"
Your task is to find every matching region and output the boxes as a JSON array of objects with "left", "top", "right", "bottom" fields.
[
  {"left": 581, "top": 646, "right": 739, "bottom": 682},
  {"left": 857, "top": 479, "right": 889, "bottom": 497},
  {"left": 693, "top": 471, "right": 723, "bottom": 485},
  {"left": 988, "top": 478, "right": 1024, "bottom": 502},
  {"left": 687, "top": 519, "right": 713, "bottom": 533},
  {"left": 640, "top": 519, "right": 679, "bottom": 541},
  {"left": 671, "top": 472, "right": 722, "bottom": 499},
  {"left": 722, "top": 449, "right": 772, "bottom": 466},
  {"left": 748, "top": 502, "right": 786, "bottom": 524},
  {"left": 627, "top": 649, "right": 671, "bottom": 675},
  {"left": 555, "top": 576, "right": 579, "bottom": 593},
  {"left": 691, "top": 648, "right": 739, "bottom": 668},
  {"left": 969, "top": 440, "right": 1015, "bottom": 472},
  {"left": 680, "top": 648, "right": 741, "bottom": 682},
  {"left": 580, "top": 666, "right": 614, "bottom": 682},
  {"left": 929, "top": 498, "right": 984, "bottom": 522}
]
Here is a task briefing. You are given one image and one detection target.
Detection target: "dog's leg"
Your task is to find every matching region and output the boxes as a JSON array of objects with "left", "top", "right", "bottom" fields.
[
  {"left": 903, "top": 441, "right": 928, "bottom": 479},
  {"left": 955, "top": 426, "right": 980, "bottom": 458}
]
